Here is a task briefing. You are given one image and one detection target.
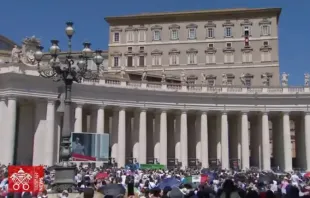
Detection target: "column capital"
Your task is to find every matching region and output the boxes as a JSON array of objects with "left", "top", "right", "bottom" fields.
[
  {"left": 260, "top": 110, "right": 269, "bottom": 115},
  {"left": 180, "top": 109, "right": 188, "bottom": 114},
  {"left": 140, "top": 107, "right": 148, "bottom": 112},
  {"left": 97, "top": 103, "right": 106, "bottom": 109},
  {"left": 218, "top": 110, "right": 228, "bottom": 115},
  {"left": 75, "top": 103, "right": 84, "bottom": 108},
  {"left": 47, "top": 99, "right": 57, "bottom": 104},
  {"left": 198, "top": 110, "right": 208, "bottom": 115},
  {"left": 7, "top": 95, "right": 17, "bottom": 101},
  {"left": 240, "top": 110, "right": 249, "bottom": 115},
  {"left": 281, "top": 111, "right": 290, "bottom": 115},
  {"left": 156, "top": 108, "right": 168, "bottom": 114},
  {"left": 114, "top": 106, "right": 128, "bottom": 111}
]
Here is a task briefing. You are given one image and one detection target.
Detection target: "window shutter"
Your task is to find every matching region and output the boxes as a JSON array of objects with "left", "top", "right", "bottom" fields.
[
  {"left": 112, "top": 57, "right": 114, "bottom": 67},
  {"left": 231, "top": 53, "right": 234, "bottom": 63},
  {"left": 242, "top": 53, "right": 246, "bottom": 63},
  {"left": 118, "top": 57, "right": 121, "bottom": 66},
  {"left": 152, "top": 56, "right": 155, "bottom": 66},
  {"left": 177, "top": 55, "right": 179, "bottom": 65},
  {"left": 187, "top": 55, "right": 190, "bottom": 64},
  {"left": 212, "top": 54, "right": 216, "bottom": 63},
  {"left": 124, "top": 57, "right": 127, "bottom": 66},
  {"left": 194, "top": 54, "right": 197, "bottom": 64},
  {"left": 206, "top": 55, "right": 209, "bottom": 64},
  {"left": 267, "top": 52, "right": 271, "bottom": 61},
  {"left": 224, "top": 54, "right": 228, "bottom": 63},
  {"left": 249, "top": 53, "right": 252, "bottom": 62},
  {"left": 159, "top": 56, "right": 162, "bottom": 65}
]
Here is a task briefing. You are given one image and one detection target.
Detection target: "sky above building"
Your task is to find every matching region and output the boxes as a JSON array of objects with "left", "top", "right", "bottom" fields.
[{"left": 0, "top": 0, "right": 308, "bottom": 85}]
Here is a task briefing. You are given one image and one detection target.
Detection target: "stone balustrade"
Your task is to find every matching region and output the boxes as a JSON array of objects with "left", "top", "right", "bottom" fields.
[{"left": 0, "top": 65, "right": 307, "bottom": 94}]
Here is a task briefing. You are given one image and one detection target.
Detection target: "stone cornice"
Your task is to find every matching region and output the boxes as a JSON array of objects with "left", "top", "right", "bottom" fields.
[
  {"left": 104, "top": 8, "right": 281, "bottom": 25},
  {"left": 1, "top": 89, "right": 310, "bottom": 113}
]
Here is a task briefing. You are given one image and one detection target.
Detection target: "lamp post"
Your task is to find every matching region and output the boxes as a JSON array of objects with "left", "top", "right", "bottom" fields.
[{"left": 34, "top": 22, "right": 104, "bottom": 192}]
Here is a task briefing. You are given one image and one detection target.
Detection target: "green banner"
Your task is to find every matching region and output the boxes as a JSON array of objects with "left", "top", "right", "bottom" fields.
[{"left": 139, "top": 164, "right": 166, "bottom": 170}]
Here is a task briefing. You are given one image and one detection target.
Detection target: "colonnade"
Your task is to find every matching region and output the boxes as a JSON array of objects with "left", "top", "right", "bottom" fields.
[{"left": 0, "top": 97, "right": 310, "bottom": 171}]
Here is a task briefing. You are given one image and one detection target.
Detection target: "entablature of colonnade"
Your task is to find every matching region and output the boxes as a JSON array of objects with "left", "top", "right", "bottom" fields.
[{"left": 1, "top": 72, "right": 310, "bottom": 112}]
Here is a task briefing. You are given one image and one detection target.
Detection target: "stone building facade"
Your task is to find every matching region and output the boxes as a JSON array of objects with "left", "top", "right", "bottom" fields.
[
  {"left": 105, "top": 8, "right": 281, "bottom": 86},
  {"left": 0, "top": 7, "right": 308, "bottom": 171}
]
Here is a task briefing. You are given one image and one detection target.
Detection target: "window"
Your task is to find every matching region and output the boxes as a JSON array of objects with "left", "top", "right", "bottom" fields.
[
  {"left": 245, "top": 78, "right": 252, "bottom": 87},
  {"left": 261, "top": 51, "right": 271, "bottom": 62},
  {"left": 170, "top": 54, "right": 178, "bottom": 65},
  {"left": 224, "top": 53, "right": 234, "bottom": 63},
  {"left": 127, "top": 31, "right": 134, "bottom": 42},
  {"left": 263, "top": 41, "right": 269, "bottom": 46},
  {"left": 127, "top": 56, "right": 133, "bottom": 67},
  {"left": 224, "top": 27, "right": 232, "bottom": 37},
  {"left": 208, "top": 43, "right": 214, "bottom": 48},
  {"left": 242, "top": 52, "right": 252, "bottom": 63},
  {"left": 140, "top": 47, "right": 144, "bottom": 51},
  {"left": 128, "top": 47, "right": 132, "bottom": 51},
  {"left": 206, "top": 54, "right": 216, "bottom": 64},
  {"left": 113, "top": 57, "right": 119, "bottom": 67},
  {"left": 244, "top": 26, "right": 250, "bottom": 36},
  {"left": 187, "top": 76, "right": 197, "bottom": 85},
  {"left": 265, "top": 78, "right": 270, "bottom": 86},
  {"left": 188, "top": 53, "right": 197, "bottom": 64},
  {"left": 153, "top": 30, "right": 161, "bottom": 41},
  {"left": 171, "top": 29, "right": 179, "bottom": 40},
  {"left": 139, "top": 56, "right": 145, "bottom": 66},
  {"left": 226, "top": 43, "right": 232, "bottom": 48},
  {"left": 207, "top": 28, "right": 214, "bottom": 38},
  {"left": 227, "top": 78, "right": 233, "bottom": 86},
  {"left": 261, "top": 25, "right": 270, "bottom": 36},
  {"left": 152, "top": 55, "right": 161, "bottom": 66},
  {"left": 114, "top": 32, "right": 120, "bottom": 42},
  {"left": 188, "top": 28, "right": 196, "bottom": 39},
  {"left": 138, "top": 31, "right": 146, "bottom": 42},
  {"left": 207, "top": 79, "right": 215, "bottom": 86}
]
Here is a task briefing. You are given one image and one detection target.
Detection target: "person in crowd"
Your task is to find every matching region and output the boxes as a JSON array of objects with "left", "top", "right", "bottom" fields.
[{"left": 219, "top": 179, "right": 240, "bottom": 198}]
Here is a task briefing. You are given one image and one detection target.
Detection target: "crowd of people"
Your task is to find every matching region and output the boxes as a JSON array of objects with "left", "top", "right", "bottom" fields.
[{"left": 1, "top": 163, "right": 310, "bottom": 198}]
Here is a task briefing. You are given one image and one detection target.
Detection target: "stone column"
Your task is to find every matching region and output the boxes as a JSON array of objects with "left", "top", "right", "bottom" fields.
[
  {"left": 118, "top": 107, "right": 126, "bottom": 167},
  {"left": 96, "top": 105, "right": 105, "bottom": 134},
  {"left": 0, "top": 98, "right": 7, "bottom": 163},
  {"left": 139, "top": 108, "right": 147, "bottom": 164},
  {"left": 175, "top": 114, "right": 181, "bottom": 162},
  {"left": 146, "top": 113, "right": 154, "bottom": 160},
  {"left": 4, "top": 97, "right": 17, "bottom": 164},
  {"left": 154, "top": 112, "right": 160, "bottom": 161},
  {"left": 282, "top": 111, "right": 292, "bottom": 171},
  {"left": 74, "top": 103, "right": 83, "bottom": 132},
  {"left": 241, "top": 111, "right": 250, "bottom": 170},
  {"left": 221, "top": 111, "right": 229, "bottom": 169},
  {"left": 200, "top": 111, "right": 209, "bottom": 168},
  {"left": 111, "top": 109, "right": 118, "bottom": 160},
  {"left": 160, "top": 109, "right": 167, "bottom": 165},
  {"left": 45, "top": 100, "right": 56, "bottom": 166},
  {"left": 180, "top": 110, "right": 188, "bottom": 168},
  {"left": 261, "top": 111, "right": 271, "bottom": 170},
  {"left": 304, "top": 112, "right": 310, "bottom": 170}
]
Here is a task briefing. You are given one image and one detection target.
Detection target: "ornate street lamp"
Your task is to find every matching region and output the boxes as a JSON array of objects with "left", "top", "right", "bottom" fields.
[{"left": 35, "top": 22, "right": 104, "bottom": 192}]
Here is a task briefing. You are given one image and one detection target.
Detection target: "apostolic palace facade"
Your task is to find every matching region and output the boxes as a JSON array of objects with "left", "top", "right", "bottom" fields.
[{"left": 0, "top": 7, "right": 309, "bottom": 171}]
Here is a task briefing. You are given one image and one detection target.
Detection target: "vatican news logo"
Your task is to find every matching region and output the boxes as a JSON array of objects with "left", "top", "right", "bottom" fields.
[{"left": 8, "top": 166, "right": 44, "bottom": 193}]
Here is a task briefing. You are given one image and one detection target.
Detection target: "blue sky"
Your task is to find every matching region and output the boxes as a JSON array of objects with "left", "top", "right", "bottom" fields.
[{"left": 0, "top": 0, "right": 308, "bottom": 85}]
